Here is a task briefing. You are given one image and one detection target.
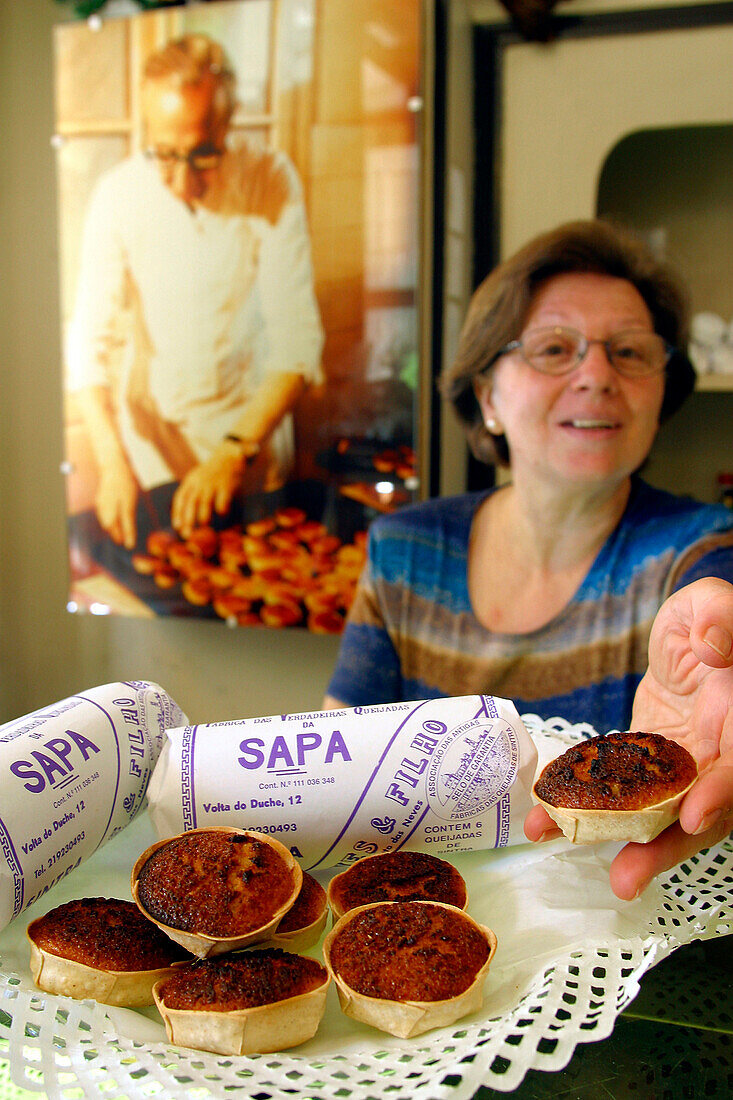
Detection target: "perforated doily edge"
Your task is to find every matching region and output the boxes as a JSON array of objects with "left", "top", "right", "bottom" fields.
[{"left": 2, "top": 876, "right": 730, "bottom": 1100}]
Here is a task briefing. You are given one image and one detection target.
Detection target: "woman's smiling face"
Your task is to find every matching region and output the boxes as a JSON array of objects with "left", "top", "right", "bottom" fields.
[{"left": 474, "top": 272, "right": 666, "bottom": 490}]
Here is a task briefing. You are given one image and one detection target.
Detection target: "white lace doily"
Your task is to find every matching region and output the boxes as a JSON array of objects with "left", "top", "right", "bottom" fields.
[{"left": 1, "top": 717, "right": 731, "bottom": 1099}]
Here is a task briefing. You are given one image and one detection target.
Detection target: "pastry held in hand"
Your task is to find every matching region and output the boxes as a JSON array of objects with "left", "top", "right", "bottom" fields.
[
  {"left": 323, "top": 900, "right": 497, "bottom": 1038},
  {"left": 153, "top": 948, "right": 330, "bottom": 1055},
  {"left": 132, "top": 827, "right": 302, "bottom": 958},
  {"left": 27, "top": 897, "right": 189, "bottom": 1007},
  {"left": 533, "top": 731, "right": 698, "bottom": 844}
]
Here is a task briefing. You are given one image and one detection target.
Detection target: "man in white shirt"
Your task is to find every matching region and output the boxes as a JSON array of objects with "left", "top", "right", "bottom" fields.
[{"left": 66, "top": 33, "right": 324, "bottom": 546}]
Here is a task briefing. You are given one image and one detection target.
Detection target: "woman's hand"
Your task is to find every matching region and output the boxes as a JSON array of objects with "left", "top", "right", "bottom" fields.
[
  {"left": 525, "top": 577, "right": 733, "bottom": 899},
  {"left": 611, "top": 576, "right": 733, "bottom": 897}
]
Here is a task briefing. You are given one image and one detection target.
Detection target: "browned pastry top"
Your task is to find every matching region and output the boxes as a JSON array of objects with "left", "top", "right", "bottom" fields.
[
  {"left": 28, "top": 898, "right": 189, "bottom": 971},
  {"left": 136, "top": 831, "right": 297, "bottom": 936},
  {"left": 331, "top": 851, "right": 467, "bottom": 913},
  {"left": 156, "top": 948, "right": 327, "bottom": 1011},
  {"left": 328, "top": 901, "right": 489, "bottom": 1001},
  {"left": 275, "top": 872, "right": 326, "bottom": 933},
  {"left": 534, "top": 731, "right": 697, "bottom": 810}
]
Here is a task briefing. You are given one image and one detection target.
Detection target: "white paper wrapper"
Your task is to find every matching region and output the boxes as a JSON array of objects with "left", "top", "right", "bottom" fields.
[
  {"left": 0, "top": 681, "right": 187, "bottom": 932},
  {"left": 147, "top": 695, "right": 537, "bottom": 870}
]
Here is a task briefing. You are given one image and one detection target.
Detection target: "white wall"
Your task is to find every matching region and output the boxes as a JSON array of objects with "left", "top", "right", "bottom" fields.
[{"left": 0, "top": 2, "right": 341, "bottom": 726}]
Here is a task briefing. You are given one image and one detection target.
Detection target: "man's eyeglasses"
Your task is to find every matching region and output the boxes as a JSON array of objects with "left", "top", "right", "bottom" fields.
[
  {"left": 145, "top": 145, "right": 224, "bottom": 173},
  {"left": 486, "top": 326, "right": 674, "bottom": 379}
]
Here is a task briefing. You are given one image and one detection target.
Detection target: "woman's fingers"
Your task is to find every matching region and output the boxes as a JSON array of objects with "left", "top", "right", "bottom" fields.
[
  {"left": 609, "top": 813, "right": 733, "bottom": 901},
  {"left": 524, "top": 803, "right": 562, "bottom": 842},
  {"left": 678, "top": 762, "right": 733, "bottom": 835}
]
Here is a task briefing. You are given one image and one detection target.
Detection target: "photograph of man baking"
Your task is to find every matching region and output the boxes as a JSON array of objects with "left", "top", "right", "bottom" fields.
[{"left": 56, "top": 0, "right": 421, "bottom": 627}]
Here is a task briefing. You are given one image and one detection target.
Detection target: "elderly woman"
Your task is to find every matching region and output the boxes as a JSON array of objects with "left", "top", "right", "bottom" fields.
[{"left": 323, "top": 219, "right": 733, "bottom": 897}]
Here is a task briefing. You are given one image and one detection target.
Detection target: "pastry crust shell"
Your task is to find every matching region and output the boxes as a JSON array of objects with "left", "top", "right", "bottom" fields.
[
  {"left": 27, "top": 936, "right": 178, "bottom": 1007},
  {"left": 131, "top": 827, "right": 302, "bottom": 958},
  {"left": 323, "top": 901, "right": 497, "bottom": 1039},
  {"left": 534, "top": 782, "right": 696, "bottom": 844},
  {"left": 152, "top": 970, "right": 331, "bottom": 1054}
]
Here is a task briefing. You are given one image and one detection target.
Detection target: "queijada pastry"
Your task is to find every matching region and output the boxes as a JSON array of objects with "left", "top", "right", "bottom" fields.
[
  {"left": 532, "top": 730, "right": 698, "bottom": 843},
  {"left": 152, "top": 948, "right": 330, "bottom": 1055},
  {"left": 27, "top": 897, "right": 190, "bottom": 1007},
  {"left": 267, "top": 871, "right": 328, "bottom": 952},
  {"left": 323, "top": 900, "right": 497, "bottom": 1038},
  {"left": 131, "top": 827, "right": 302, "bottom": 958},
  {"left": 327, "top": 850, "right": 468, "bottom": 920}
]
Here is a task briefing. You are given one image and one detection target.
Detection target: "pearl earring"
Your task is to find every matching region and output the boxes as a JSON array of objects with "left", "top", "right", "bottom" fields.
[{"left": 485, "top": 417, "right": 501, "bottom": 434}]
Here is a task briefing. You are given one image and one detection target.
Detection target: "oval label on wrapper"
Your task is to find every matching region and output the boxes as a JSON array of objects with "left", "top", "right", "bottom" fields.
[{"left": 426, "top": 717, "right": 520, "bottom": 822}]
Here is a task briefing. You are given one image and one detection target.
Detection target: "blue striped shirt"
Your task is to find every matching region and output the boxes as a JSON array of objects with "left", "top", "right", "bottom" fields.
[{"left": 327, "top": 480, "right": 733, "bottom": 732}]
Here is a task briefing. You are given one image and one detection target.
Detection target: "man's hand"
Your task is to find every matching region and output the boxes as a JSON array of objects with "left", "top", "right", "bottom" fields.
[
  {"left": 171, "top": 441, "right": 257, "bottom": 537},
  {"left": 95, "top": 457, "right": 139, "bottom": 549},
  {"left": 170, "top": 372, "right": 306, "bottom": 537},
  {"left": 525, "top": 578, "right": 733, "bottom": 899},
  {"left": 75, "top": 384, "right": 141, "bottom": 548}
]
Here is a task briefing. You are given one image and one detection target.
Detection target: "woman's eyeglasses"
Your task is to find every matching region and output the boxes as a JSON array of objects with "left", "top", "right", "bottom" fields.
[{"left": 486, "top": 326, "right": 673, "bottom": 379}]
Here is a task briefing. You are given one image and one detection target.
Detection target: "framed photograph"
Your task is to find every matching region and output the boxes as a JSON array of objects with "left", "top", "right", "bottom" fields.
[{"left": 55, "top": 0, "right": 426, "bottom": 631}]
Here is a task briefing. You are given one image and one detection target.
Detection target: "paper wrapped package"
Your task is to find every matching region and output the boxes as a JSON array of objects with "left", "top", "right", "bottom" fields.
[
  {"left": 147, "top": 696, "right": 537, "bottom": 870},
  {"left": 0, "top": 682, "right": 187, "bottom": 931}
]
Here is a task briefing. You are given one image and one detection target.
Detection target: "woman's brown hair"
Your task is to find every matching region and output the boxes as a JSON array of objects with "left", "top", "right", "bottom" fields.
[{"left": 439, "top": 219, "right": 696, "bottom": 466}]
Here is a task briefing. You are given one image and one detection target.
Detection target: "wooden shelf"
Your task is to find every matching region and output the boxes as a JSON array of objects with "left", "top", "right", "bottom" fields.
[{"left": 695, "top": 374, "right": 733, "bottom": 393}]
